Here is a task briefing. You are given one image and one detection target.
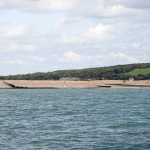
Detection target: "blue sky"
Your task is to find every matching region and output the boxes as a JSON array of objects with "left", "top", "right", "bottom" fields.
[{"left": 0, "top": 0, "right": 150, "bottom": 75}]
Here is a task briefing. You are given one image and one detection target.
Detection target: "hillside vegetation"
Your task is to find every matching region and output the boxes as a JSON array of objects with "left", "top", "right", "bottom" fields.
[
  {"left": 124, "top": 68, "right": 150, "bottom": 76},
  {"left": 0, "top": 63, "right": 150, "bottom": 80}
]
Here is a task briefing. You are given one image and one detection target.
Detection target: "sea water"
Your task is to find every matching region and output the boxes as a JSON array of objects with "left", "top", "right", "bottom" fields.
[{"left": 0, "top": 88, "right": 150, "bottom": 150}]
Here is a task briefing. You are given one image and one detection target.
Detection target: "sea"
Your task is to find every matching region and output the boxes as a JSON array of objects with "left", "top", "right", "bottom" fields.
[{"left": 0, "top": 88, "right": 150, "bottom": 150}]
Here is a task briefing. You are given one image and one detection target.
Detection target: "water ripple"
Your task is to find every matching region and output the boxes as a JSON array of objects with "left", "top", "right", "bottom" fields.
[{"left": 0, "top": 88, "right": 149, "bottom": 150}]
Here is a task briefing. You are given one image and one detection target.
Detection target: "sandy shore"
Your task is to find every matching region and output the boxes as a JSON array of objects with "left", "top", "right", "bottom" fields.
[{"left": 0, "top": 80, "right": 150, "bottom": 89}]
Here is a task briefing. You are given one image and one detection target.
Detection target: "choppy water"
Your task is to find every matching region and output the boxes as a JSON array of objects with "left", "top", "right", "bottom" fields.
[{"left": 0, "top": 88, "right": 150, "bottom": 150}]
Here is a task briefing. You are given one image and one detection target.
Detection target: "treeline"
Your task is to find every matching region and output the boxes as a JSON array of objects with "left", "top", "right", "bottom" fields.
[{"left": 0, "top": 63, "right": 150, "bottom": 80}]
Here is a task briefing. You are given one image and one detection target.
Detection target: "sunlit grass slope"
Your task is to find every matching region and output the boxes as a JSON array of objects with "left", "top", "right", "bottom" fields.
[{"left": 124, "top": 68, "right": 150, "bottom": 76}]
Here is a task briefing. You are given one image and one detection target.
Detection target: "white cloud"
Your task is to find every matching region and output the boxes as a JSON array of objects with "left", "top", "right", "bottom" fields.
[
  {"left": 29, "top": 55, "right": 45, "bottom": 62},
  {"left": 0, "top": 0, "right": 149, "bottom": 75},
  {"left": 104, "top": 0, "right": 150, "bottom": 9},
  {"left": 51, "top": 18, "right": 66, "bottom": 33},
  {"left": 85, "top": 24, "right": 115, "bottom": 42},
  {"left": 2, "top": 55, "right": 45, "bottom": 66},
  {"left": 132, "top": 42, "right": 150, "bottom": 51},
  {"left": 69, "top": 1, "right": 139, "bottom": 19},
  {"left": 103, "top": 5, "right": 137, "bottom": 17},
  {"left": 55, "top": 52, "right": 139, "bottom": 69},
  {"left": 132, "top": 42, "right": 141, "bottom": 49},
  {"left": 3, "top": 25, "right": 27, "bottom": 38},
  {"left": 58, "top": 23, "right": 117, "bottom": 44},
  {"left": 51, "top": 17, "right": 81, "bottom": 33},
  {"left": 2, "top": 59, "right": 25, "bottom": 65},
  {"left": 63, "top": 51, "right": 83, "bottom": 63},
  {"left": 8, "top": 43, "right": 35, "bottom": 52},
  {"left": 0, "top": 0, "right": 145, "bottom": 17},
  {"left": 0, "top": 0, "right": 77, "bottom": 12},
  {"left": 0, "top": 1, "right": 3, "bottom": 7},
  {"left": 35, "top": 0, "right": 76, "bottom": 12},
  {"left": 110, "top": 52, "right": 139, "bottom": 63}
]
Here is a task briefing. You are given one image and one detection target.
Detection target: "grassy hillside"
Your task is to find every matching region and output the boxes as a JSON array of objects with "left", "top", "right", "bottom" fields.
[
  {"left": 124, "top": 68, "right": 150, "bottom": 76},
  {"left": 0, "top": 63, "right": 150, "bottom": 80}
]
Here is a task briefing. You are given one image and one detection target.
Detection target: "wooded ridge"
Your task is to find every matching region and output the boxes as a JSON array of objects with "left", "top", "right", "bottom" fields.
[{"left": 0, "top": 63, "right": 150, "bottom": 80}]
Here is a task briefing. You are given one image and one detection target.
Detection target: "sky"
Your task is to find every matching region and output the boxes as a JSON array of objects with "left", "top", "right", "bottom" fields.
[{"left": 0, "top": 0, "right": 150, "bottom": 75}]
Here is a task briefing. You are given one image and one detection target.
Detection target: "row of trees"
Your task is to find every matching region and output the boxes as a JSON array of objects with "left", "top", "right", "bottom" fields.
[{"left": 0, "top": 63, "right": 150, "bottom": 80}]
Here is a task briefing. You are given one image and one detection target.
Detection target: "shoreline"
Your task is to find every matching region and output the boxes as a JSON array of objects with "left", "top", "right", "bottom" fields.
[{"left": 0, "top": 80, "right": 150, "bottom": 89}]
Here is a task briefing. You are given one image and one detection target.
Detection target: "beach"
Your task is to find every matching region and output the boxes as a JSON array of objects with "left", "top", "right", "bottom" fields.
[{"left": 0, "top": 80, "right": 150, "bottom": 89}]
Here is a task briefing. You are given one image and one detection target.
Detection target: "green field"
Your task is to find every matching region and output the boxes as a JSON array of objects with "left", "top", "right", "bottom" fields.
[{"left": 124, "top": 68, "right": 150, "bottom": 76}]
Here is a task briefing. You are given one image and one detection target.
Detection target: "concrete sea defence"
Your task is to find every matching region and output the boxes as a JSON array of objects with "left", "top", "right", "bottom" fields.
[{"left": 0, "top": 80, "right": 150, "bottom": 89}]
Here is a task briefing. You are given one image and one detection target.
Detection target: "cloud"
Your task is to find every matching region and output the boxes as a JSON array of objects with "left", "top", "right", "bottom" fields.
[
  {"left": 0, "top": 0, "right": 149, "bottom": 75},
  {"left": 8, "top": 43, "right": 35, "bottom": 52},
  {"left": 0, "top": 0, "right": 77, "bottom": 12},
  {"left": 132, "top": 42, "right": 141, "bottom": 49},
  {"left": 104, "top": 0, "right": 150, "bottom": 9},
  {"left": 132, "top": 42, "right": 150, "bottom": 51},
  {"left": 63, "top": 51, "right": 83, "bottom": 63},
  {"left": 80, "top": 52, "right": 139, "bottom": 67},
  {"left": 84, "top": 24, "right": 115, "bottom": 42},
  {"left": 2, "top": 59, "right": 25, "bottom": 65},
  {"left": 0, "top": 0, "right": 147, "bottom": 18},
  {"left": 109, "top": 52, "right": 139, "bottom": 63},
  {"left": 3, "top": 25, "right": 27, "bottom": 38},
  {"left": 73, "top": 2, "right": 138, "bottom": 18},
  {"left": 29, "top": 55, "right": 45, "bottom": 62},
  {"left": 51, "top": 17, "right": 81, "bottom": 33},
  {"left": 0, "top": 1, "right": 149, "bottom": 26},
  {"left": 58, "top": 23, "right": 117, "bottom": 44},
  {"left": 56, "top": 52, "right": 139, "bottom": 70},
  {"left": 35, "top": 0, "right": 76, "bottom": 12},
  {"left": 2, "top": 55, "right": 45, "bottom": 66}
]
